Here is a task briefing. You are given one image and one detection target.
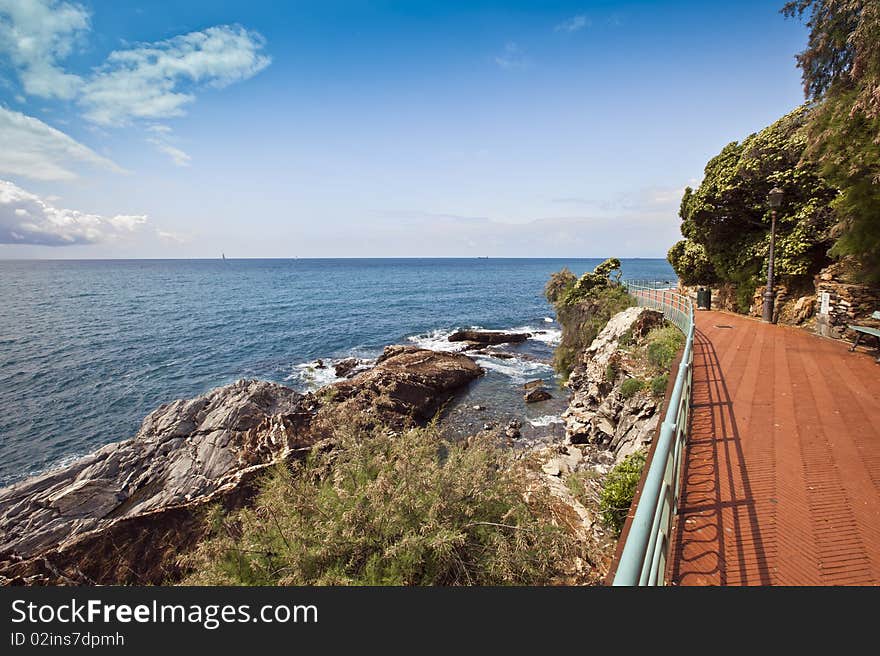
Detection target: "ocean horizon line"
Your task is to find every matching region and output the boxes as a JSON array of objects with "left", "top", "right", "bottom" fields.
[{"left": 0, "top": 255, "right": 672, "bottom": 262}]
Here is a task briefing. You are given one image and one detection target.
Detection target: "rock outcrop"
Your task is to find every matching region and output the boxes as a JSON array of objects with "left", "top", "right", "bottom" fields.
[
  {"left": 524, "top": 388, "right": 552, "bottom": 403},
  {"left": 328, "top": 346, "right": 483, "bottom": 422},
  {"left": 562, "top": 307, "right": 665, "bottom": 464},
  {"left": 333, "top": 358, "right": 362, "bottom": 378},
  {"left": 0, "top": 347, "right": 482, "bottom": 585},
  {"left": 448, "top": 330, "right": 530, "bottom": 345}
]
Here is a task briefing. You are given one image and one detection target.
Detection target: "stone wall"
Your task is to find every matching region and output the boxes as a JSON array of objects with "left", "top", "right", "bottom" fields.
[
  {"left": 814, "top": 262, "right": 880, "bottom": 339},
  {"left": 677, "top": 283, "right": 740, "bottom": 313}
]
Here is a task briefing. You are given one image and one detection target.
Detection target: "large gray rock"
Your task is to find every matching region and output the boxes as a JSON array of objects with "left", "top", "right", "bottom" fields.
[{"left": 0, "top": 380, "right": 311, "bottom": 561}]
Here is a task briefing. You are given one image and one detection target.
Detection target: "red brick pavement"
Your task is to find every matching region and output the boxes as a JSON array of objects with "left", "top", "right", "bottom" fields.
[{"left": 667, "top": 311, "right": 880, "bottom": 585}]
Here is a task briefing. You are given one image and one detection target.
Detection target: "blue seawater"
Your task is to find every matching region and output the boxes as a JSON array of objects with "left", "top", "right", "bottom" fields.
[{"left": 0, "top": 258, "right": 675, "bottom": 486}]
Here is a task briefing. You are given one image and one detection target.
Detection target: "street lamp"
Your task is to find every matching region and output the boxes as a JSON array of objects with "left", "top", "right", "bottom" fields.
[{"left": 762, "top": 186, "right": 784, "bottom": 323}]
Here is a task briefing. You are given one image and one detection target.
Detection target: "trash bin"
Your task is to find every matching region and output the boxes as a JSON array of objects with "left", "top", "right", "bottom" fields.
[{"left": 697, "top": 287, "right": 711, "bottom": 310}]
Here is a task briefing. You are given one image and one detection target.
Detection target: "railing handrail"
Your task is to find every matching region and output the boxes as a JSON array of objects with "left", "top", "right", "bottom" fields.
[{"left": 612, "top": 280, "right": 695, "bottom": 586}]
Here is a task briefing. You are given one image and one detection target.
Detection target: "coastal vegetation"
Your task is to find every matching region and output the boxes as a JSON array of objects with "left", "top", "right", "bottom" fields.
[
  {"left": 783, "top": 0, "right": 880, "bottom": 284},
  {"left": 667, "top": 106, "right": 838, "bottom": 311},
  {"left": 545, "top": 258, "right": 632, "bottom": 378},
  {"left": 608, "top": 323, "right": 685, "bottom": 402},
  {"left": 669, "top": 1, "right": 880, "bottom": 307},
  {"left": 599, "top": 450, "right": 647, "bottom": 535},
  {"left": 180, "top": 416, "right": 584, "bottom": 586}
]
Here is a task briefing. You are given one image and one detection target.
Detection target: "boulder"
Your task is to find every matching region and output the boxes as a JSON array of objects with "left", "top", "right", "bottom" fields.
[
  {"left": 333, "top": 358, "right": 361, "bottom": 378},
  {"left": 524, "top": 388, "right": 552, "bottom": 403},
  {"left": 448, "top": 330, "right": 530, "bottom": 345},
  {"left": 332, "top": 346, "right": 483, "bottom": 422}
]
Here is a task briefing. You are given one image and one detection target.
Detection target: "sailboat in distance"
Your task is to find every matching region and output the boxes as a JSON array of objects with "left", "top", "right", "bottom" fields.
[{"left": 221, "top": 252, "right": 226, "bottom": 261}]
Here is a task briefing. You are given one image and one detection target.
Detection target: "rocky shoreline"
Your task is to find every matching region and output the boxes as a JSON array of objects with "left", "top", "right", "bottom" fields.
[
  {"left": 0, "top": 345, "right": 482, "bottom": 585},
  {"left": 0, "top": 312, "right": 666, "bottom": 586}
]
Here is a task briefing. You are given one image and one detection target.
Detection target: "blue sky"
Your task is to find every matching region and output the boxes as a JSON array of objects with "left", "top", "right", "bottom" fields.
[{"left": 0, "top": 0, "right": 809, "bottom": 258}]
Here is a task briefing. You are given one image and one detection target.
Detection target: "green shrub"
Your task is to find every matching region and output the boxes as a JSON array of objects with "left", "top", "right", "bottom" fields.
[
  {"left": 559, "top": 258, "right": 623, "bottom": 307},
  {"left": 619, "top": 378, "right": 645, "bottom": 399},
  {"left": 544, "top": 267, "right": 577, "bottom": 304},
  {"left": 650, "top": 373, "right": 669, "bottom": 398},
  {"left": 178, "top": 419, "right": 577, "bottom": 586},
  {"left": 599, "top": 450, "right": 647, "bottom": 535},
  {"left": 553, "top": 345, "right": 578, "bottom": 381},
  {"left": 646, "top": 326, "right": 685, "bottom": 371},
  {"left": 565, "top": 470, "right": 598, "bottom": 508},
  {"left": 604, "top": 353, "right": 623, "bottom": 382}
]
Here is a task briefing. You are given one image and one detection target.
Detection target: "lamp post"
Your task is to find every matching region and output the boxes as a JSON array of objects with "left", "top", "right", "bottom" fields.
[{"left": 762, "top": 187, "right": 784, "bottom": 323}]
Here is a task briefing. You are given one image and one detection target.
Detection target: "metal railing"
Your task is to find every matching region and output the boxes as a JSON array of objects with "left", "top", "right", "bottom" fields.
[{"left": 612, "top": 280, "right": 695, "bottom": 586}]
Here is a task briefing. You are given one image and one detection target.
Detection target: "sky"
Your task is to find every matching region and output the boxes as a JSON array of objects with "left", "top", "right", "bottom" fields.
[{"left": 0, "top": 0, "right": 811, "bottom": 259}]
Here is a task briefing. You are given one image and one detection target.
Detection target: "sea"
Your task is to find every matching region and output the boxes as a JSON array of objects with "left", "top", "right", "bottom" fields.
[{"left": 0, "top": 258, "right": 675, "bottom": 487}]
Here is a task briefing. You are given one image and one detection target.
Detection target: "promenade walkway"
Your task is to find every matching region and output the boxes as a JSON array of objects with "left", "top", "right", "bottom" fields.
[{"left": 667, "top": 310, "right": 880, "bottom": 585}]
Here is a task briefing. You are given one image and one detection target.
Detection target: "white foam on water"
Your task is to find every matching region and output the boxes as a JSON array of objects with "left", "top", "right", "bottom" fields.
[
  {"left": 527, "top": 414, "right": 564, "bottom": 428},
  {"left": 544, "top": 317, "right": 554, "bottom": 323},
  {"left": 288, "top": 360, "right": 342, "bottom": 390},
  {"left": 26, "top": 451, "right": 89, "bottom": 481},
  {"left": 405, "top": 326, "right": 484, "bottom": 353},
  {"left": 508, "top": 324, "right": 562, "bottom": 346},
  {"left": 472, "top": 353, "right": 554, "bottom": 384}
]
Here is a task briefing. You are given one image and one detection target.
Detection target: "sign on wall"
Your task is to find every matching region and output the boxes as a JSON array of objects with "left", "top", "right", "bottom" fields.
[{"left": 819, "top": 291, "right": 831, "bottom": 315}]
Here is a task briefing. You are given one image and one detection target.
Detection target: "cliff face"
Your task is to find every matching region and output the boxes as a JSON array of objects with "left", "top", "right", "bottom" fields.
[
  {"left": 562, "top": 307, "right": 666, "bottom": 466},
  {"left": 0, "top": 347, "right": 482, "bottom": 585}
]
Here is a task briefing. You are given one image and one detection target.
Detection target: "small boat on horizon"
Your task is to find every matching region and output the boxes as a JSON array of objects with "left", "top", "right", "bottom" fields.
[{"left": 221, "top": 252, "right": 226, "bottom": 261}]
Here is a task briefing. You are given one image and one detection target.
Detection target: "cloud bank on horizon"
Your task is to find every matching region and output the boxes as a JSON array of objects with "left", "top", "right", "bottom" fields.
[
  {"left": 0, "top": 178, "right": 146, "bottom": 246},
  {"left": 0, "top": 1, "right": 808, "bottom": 257}
]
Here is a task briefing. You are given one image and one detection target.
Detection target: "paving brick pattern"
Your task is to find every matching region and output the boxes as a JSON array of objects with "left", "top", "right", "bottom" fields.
[{"left": 667, "top": 311, "right": 880, "bottom": 585}]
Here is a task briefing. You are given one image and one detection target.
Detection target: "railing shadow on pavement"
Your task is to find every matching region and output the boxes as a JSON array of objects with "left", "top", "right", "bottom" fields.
[{"left": 666, "top": 328, "right": 771, "bottom": 585}]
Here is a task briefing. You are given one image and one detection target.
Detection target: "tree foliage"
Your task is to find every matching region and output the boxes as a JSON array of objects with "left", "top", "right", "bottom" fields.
[
  {"left": 672, "top": 106, "right": 837, "bottom": 308},
  {"left": 667, "top": 239, "right": 716, "bottom": 285},
  {"left": 545, "top": 259, "right": 631, "bottom": 377},
  {"left": 783, "top": 1, "right": 880, "bottom": 281}
]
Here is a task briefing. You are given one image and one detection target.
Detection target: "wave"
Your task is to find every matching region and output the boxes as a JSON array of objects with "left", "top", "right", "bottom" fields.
[
  {"left": 507, "top": 324, "right": 562, "bottom": 346},
  {"left": 527, "top": 414, "right": 564, "bottom": 427},
  {"left": 406, "top": 327, "right": 476, "bottom": 353},
  {"left": 23, "top": 451, "right": 89, "bottom": 482},
  {"left": 408, "top": 323, "right": 561, "bottom": 351},
  {"left": 287, "top": 360, "right": 343, "bottom": 390},
  {"left": 471, "top": 353, "right": 554, "bottom": 384}
]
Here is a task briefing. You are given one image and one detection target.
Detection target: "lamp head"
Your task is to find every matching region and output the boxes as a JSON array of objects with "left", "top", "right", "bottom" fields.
[{"left": 768, "top": 186, "right": 784, "bottom": 208}]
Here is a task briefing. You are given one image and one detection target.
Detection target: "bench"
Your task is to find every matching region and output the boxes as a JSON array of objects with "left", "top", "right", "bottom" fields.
[{"left": 849, "top": 311, "right": 880, "bottom": 362}]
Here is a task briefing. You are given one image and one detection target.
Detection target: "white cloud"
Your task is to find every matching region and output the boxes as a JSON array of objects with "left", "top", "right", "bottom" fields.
[
  {"left": 79, "top": 25, "right": 271, "bottom": 126},
  {"left": 148, "top": 139, "right": 191, "bottom": 167},
  {"left": 0, "top": 0, "right": 88, "bottom": 99},
  {"left": 0, "top": 178, "right": 147, "bottom": 245},
  {"left": 0, "top": 106, "right": 125, "bottom": 180},
  {"left": 494, "top": 42, "right": 529, "bottom": 70},
  {"left": 144, "top": 124, "right": 191, "bottom": 166},
  {"left": 156, "top": 229, "right": 188, "bottom": 244},
  {"left": 555, "top": 15, "right": 591, "bottom": 33}
]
